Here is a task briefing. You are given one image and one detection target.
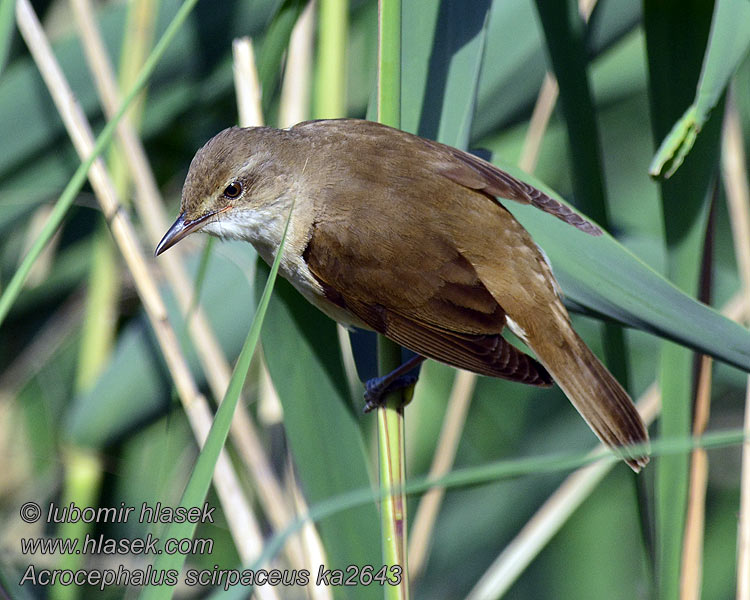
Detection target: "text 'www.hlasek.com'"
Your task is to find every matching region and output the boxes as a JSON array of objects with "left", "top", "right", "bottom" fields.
[{"left": 16, "top": 501, "right": 403, "bottom": 591}]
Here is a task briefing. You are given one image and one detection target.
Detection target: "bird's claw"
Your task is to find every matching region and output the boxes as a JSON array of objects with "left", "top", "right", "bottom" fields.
[{"left": 363, "top": 374, "right": 418, "bottom": 413}]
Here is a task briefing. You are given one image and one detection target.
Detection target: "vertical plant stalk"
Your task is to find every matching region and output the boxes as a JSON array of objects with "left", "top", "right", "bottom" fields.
[
  {"left": 643, "top": 4, "right": 720, "bottom": 598},
  {"left": 408, "top": 369, "right": 475, "bottom": 578},
  {"left": 57, "top": 4, "right": 157, "bottom": 593},
  {"left": 314, "top": 0, "right": 347, "bottom": 119},
  {"left": 377, "top": 0, "right": 409, "bottom": 597},
  {"left": 232, "top": 37, "right": 263, "bottom": 127},
  {"left": 375, "top": 356, "right": 408, "bottom": 585},
  {"left": 51, "top": 447, "right": 102, "bottom": 600},
  {"left": 722, "top": 91, "right": 750, "bottom": 600},
  {"left": 278, "top": 0, "right": 314, "bottom": 128},
  {"left": 679, "top": 356, "right": 711, "bottom": 600},
  {"left": 679, "top": 190, "right": 715, "bottom": 599},
  {"left": 518, "top": 74, "right": 558, "bottom": 173}
]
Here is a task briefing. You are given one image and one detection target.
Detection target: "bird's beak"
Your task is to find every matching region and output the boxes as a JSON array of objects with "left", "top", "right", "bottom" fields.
[{"left": 154, "top": 212, "right": 213, "bottom": 256}]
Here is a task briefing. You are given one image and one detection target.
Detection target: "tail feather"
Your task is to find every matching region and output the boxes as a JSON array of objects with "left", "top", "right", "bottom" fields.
[{"left": 530, "top": 328, "right": 649, "bottom": 471}]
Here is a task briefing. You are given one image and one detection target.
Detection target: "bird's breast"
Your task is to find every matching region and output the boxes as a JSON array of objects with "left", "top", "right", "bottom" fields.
[{"left": 276, "top": 249, "right": 370, "bottom": 330}]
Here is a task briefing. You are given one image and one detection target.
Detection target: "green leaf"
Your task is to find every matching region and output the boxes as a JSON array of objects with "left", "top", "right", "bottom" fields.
[
  {"left": 401, "top": 0, "right": 491, "bottom": 147},
  {"left": 650, "top": 0, "right": 750, "bottom": 178},
  {"left": 257, "top": 0, "right": 309, "bottom": 113}
]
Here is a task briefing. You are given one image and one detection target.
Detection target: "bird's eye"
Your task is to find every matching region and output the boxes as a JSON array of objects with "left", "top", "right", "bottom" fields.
[{"left": 223, "top": 181, "right": 243, "bottom": 199}]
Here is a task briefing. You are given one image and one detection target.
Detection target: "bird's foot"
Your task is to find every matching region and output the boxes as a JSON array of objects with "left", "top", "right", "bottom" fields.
[{"left": 362, "top": 374, "right": 419, "bottom": 413}]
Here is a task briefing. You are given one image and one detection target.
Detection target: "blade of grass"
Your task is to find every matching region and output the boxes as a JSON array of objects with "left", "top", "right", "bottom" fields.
[
  {"left": 314, "top": 0, "right": 347, "bottom": 119},
  {"left": 139, "top": 201, "right": 294, "bottom": 600},
  {"left": 377, "top": 1, "right": 409, "bottom": 598}
]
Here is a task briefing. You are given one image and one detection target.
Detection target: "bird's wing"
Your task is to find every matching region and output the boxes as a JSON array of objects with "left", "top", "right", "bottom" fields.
[
  {"left": 293, "top": 118, "right": 599, "bottom": 235},
  {"left": 303, "top": 221, "right": 552, "bottom": 386},
  {"left": 423, "top": 138, "right": 603, "bottom": 236}
]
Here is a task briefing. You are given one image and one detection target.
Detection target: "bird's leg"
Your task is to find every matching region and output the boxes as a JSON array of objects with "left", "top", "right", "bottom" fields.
[{"left": 363, "top": 354, "right": 427, "bottom": 413}]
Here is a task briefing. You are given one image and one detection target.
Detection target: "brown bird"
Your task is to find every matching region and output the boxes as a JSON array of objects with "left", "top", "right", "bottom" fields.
[{"left": 155, "top": 118, "right": 649, "bottom": 471}]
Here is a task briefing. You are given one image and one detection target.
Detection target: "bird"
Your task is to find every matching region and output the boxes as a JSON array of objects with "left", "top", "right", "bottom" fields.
[{"left": 155, "top": 118, "right": 649, "bottom": 471}]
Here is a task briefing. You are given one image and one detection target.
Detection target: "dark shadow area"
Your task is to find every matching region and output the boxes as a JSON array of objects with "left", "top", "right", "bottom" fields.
[{"left": 417, "top": 0, "right": 492, "bottom": 140}]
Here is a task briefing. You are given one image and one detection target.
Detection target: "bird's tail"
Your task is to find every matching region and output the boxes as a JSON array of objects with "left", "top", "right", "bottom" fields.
[{"left": 527, "top": 322, "right": 649, "bottom": 471}]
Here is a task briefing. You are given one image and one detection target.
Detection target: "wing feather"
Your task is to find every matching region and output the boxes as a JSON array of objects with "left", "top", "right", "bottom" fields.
[
  {"left": 425, "top": 139, "right": 603, "bottom": 236},
  {"left": 303, "top": 224, "right": 552, "bottom": 386}
]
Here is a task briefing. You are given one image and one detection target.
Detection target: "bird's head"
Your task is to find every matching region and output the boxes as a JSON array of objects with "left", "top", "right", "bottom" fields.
[{"left": 155, "top": 126, "right": 294, "bottom": 256}]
